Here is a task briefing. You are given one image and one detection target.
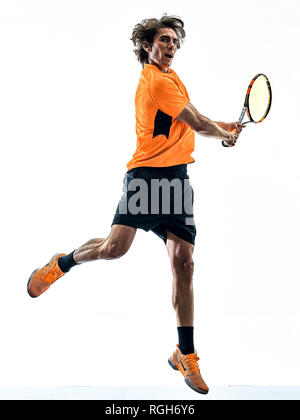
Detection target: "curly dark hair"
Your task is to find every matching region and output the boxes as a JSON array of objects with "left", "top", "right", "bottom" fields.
[{"left": 130, "top": 14, "right": 186, "bottom": 67}]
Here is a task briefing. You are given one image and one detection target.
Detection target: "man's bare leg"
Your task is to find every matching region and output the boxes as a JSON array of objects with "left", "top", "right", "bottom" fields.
[
  {"left": 166, "top": 230, "right": 194, "bottom": 327},
  {"left": 166, "top": 230, "right": 209, "bottom": 394},
  {"left": 27, "top": 224, "right": 136, "bottom": 297},
  {"left": 73, "top": 225, "right": 137, "bottom": 263}
]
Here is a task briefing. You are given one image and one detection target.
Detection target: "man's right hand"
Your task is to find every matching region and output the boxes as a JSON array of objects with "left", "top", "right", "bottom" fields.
[
  {"left": 220, "top": 122, "right": 246, "bottom": 147},
  {"left": 222, "top": 130, "right": 239, "bottom": 147}
]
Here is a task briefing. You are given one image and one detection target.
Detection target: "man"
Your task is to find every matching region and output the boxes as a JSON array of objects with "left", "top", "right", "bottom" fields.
[{"left": 27, "top": 15, "right": 243, "bottom": 395}]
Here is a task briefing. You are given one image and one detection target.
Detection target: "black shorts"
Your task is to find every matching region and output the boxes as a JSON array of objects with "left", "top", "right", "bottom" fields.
[{"left": 111, "top": 164, "right": 196, "bottom": 245}]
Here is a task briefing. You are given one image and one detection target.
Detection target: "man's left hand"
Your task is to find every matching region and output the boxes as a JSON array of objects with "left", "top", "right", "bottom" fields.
[{"left": 217, "top": 121, "right": 246, "bottom": 134}]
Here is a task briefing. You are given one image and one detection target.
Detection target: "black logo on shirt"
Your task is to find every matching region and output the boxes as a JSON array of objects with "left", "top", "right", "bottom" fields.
[{"left": 153, "top": 110, "right": 172, "bottom": 139}]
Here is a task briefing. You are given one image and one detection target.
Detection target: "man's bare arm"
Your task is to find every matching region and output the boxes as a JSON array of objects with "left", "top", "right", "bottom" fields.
[{"left": 176, "top": 103, "right": 242, "bottom": 146}]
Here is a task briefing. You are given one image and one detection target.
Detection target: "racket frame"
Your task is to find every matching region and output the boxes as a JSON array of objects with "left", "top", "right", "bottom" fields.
[
  {"left": 241, "top": 73, "right": 272, "bottom": 124},
  {"left": 222, "top": 73, "right": 272, "bottom": 147}
]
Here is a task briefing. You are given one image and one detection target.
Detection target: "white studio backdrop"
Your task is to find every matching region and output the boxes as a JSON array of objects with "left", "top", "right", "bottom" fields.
[{"left": 0, "top": 0, "right": 299, "bottom": 388}]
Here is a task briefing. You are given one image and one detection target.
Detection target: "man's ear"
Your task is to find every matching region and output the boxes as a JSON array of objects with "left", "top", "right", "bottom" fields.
[{"left": 143, "top": 41, "right": 152, "bottom": 53}]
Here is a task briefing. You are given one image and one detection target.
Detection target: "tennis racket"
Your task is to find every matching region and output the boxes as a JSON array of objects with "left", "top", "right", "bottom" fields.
[{"left": 222, "top": 73, "right": 272, "bottom": 147}]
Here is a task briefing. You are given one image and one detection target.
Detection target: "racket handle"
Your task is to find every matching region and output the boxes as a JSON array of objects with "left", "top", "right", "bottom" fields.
[{"left": 239, "top": 107, "right": 247, "bottom": 123}]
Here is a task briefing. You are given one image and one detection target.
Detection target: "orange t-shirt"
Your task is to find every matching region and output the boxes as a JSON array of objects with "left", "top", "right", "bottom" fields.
[{"left": 127, "top": 64, "right": 195, "bottom": 170}]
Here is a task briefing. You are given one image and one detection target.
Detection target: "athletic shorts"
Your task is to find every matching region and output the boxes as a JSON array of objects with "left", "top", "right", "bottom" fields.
[{"left": 111, "top": 164, "right": 196, "bottom": 245}]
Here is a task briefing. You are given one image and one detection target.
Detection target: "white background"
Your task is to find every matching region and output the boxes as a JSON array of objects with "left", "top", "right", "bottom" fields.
[{"left": 0, "top": 0, "right": 299, "bottom": 390}]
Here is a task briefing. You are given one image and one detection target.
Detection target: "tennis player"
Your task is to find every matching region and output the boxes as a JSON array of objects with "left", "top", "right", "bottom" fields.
[{"left": 27, "top": 15, "right": 243, "bottom": 394}]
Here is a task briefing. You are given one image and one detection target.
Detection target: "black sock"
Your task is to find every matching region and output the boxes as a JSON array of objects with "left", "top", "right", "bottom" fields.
[
  {"left": 177, "top": 326, "right": 195, "bottom": 355},
  {"left": 57, "top": 251, "right": 78, "bottom": 273}
]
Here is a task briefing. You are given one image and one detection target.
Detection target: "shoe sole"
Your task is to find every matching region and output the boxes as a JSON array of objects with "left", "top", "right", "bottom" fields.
[
  {"left": 184, "top": 377, "right": 209, "bottom": 395},
  {"left": 27, "top": 269, "right": 39, "bottom": 298},
  {"left": 168, "top": 357, "right": 179, "bottom": 371},
  {"left": 168, "top": 357, "right": 209, "bottom": 395}
]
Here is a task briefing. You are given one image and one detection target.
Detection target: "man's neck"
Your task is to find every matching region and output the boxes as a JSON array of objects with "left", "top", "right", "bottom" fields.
[{"left": 148, "top": 61, "right": 171, "bottom": 73}]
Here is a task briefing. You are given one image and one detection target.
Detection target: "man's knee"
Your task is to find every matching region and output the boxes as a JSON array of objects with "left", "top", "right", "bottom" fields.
[
  {"left": 107, "top": 242, "right": 129, "bottom": 259},
  {"left": 95, "top": 225, "right": 136, "bottom": 260},
  {"left": 171, "top": 254, "right": 194, "bottom": 278},
  {"left": 96, "top": 240, "right": 129, "bottom": 260}
]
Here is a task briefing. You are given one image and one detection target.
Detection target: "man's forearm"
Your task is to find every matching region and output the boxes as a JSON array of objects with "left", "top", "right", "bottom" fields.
[
  {"left": 196, "top": 116, "right": 229, "bottom": 140},
  {"left": 177, "top": 102, "right": 235, "bottom": 142},
  {"left": 176, "top": 103, "right": 233, "bottom": 142}
]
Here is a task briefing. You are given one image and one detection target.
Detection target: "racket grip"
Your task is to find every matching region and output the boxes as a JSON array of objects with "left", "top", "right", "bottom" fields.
[{"left": 222, "top": 140, "right": 229, "bottom": 147}]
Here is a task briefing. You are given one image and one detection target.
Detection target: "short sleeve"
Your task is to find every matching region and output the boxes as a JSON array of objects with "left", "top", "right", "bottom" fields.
[{"left": 148, "top": 77, "right": 189, "bottom": 118}]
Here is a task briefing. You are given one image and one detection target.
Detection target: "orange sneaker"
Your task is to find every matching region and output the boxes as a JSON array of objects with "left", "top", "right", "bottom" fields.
[
  {"left": 168, "top": 345, "right": 209, "bottom": 394},
  {"left": 27, "top": 253, "right": 66, "bottom": 298}
]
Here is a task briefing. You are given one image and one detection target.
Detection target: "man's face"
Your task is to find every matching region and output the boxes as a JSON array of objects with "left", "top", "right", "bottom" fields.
[{"left": 145, "top": 27, "right": 179, "bottom": 70}]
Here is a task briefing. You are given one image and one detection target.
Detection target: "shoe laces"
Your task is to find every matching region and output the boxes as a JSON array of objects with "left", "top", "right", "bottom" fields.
[{"left": 182, "top": 353, "right": 200, "bottom": 374}]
